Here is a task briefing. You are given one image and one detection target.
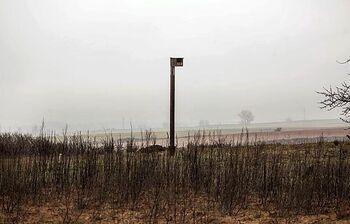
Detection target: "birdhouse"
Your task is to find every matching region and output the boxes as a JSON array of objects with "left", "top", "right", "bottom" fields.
[{"left": 171, "top": 58, "right": 184, "bottom": 67}]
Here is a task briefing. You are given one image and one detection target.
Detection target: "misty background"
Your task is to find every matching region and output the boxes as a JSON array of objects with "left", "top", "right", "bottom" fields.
[{"left": 1, "top": 0, "right": 350, "bottom": 132}]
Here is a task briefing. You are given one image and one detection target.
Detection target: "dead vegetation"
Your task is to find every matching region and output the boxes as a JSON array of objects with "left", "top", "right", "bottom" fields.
[{"left": 1, "top": 130, "right": 350, "bottom": 223}]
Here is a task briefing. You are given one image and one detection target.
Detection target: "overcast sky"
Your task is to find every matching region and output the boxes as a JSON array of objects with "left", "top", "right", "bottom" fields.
[{"left": 1, "top": 0, "right": 350, "bottom": 131}]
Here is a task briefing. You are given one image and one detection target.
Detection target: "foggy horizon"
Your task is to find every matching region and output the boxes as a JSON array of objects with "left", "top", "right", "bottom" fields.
[{"left": 1, "top": 0, "right": 350, "bottom": 131}]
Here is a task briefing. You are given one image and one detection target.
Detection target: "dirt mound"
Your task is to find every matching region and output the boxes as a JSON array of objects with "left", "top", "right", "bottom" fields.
[{"left": 138, "top": 145, "right": 167, "bottom": 153}]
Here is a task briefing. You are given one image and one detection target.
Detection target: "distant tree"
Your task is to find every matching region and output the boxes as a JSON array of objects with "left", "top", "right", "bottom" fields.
[
  {"left": 238, "top": 110, "right": 254, "bottom": 126},
  {"left": 318, "top": 58, "right": 350, "bottom": 123}
]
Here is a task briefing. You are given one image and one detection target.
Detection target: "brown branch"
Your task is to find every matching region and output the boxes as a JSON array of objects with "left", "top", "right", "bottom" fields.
[
  {"left": 318, "top": 81, "right": 350, "bottom": 123},
  {"left": 336, "top": 58, "right": 350, "bottom": 64}
]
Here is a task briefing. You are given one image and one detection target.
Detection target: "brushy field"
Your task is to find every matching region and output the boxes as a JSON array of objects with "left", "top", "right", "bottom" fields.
[{"left": 1, "top": 130, "right": 350, "bottom": 223}]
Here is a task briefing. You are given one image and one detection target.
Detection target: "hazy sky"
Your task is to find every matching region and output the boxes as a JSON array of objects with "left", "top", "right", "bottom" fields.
[{"left": 1, "top": 0, "right": 350, "bottom": 131}]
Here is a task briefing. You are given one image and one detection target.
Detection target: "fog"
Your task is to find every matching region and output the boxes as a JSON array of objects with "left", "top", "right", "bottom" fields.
[{"left": 1, "top": 0, "right": 350, "bottom": 131}]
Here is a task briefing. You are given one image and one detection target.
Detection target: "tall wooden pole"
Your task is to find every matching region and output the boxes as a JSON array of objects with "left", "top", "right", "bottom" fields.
[
  {"left": 169, "top": 57, "right": 183, "bottom": 156},
  {"left": 170, "top": 61, "right": 175, "bottom": 155}
]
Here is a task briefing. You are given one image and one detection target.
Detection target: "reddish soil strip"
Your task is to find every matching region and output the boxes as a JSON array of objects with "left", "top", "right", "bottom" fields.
[{"left": 171, "top": 127, "right": 350, "bottom": 147}]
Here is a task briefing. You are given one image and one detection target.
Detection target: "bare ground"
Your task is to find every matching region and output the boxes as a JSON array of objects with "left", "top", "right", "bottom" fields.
[{"left": 4, "top": 201, "right": 350, "bottom": 224}]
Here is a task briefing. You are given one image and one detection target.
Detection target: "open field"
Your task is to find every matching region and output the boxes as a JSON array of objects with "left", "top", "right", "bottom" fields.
[
  {"left": 89, "top": 119, "right": 350, "bottom": 147},
  {"left": 1, "top": 131, "right": 350, "bottom": 223}
]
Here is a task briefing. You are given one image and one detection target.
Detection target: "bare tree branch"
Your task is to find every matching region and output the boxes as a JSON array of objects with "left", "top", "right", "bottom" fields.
[
  {"left": 336, "top": 58, "right": 350, "bottom": 64},
  {"left": 318, "top": 80, "right": 350, "bottom": 123}
]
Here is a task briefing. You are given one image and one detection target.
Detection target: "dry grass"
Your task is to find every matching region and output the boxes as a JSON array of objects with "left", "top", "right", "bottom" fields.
[
  {"left": 1, "top": 130, "right": 350, "bottom": 223},
  {"left": 2, "top": 200, "right": 350, "bottom": 223}
]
